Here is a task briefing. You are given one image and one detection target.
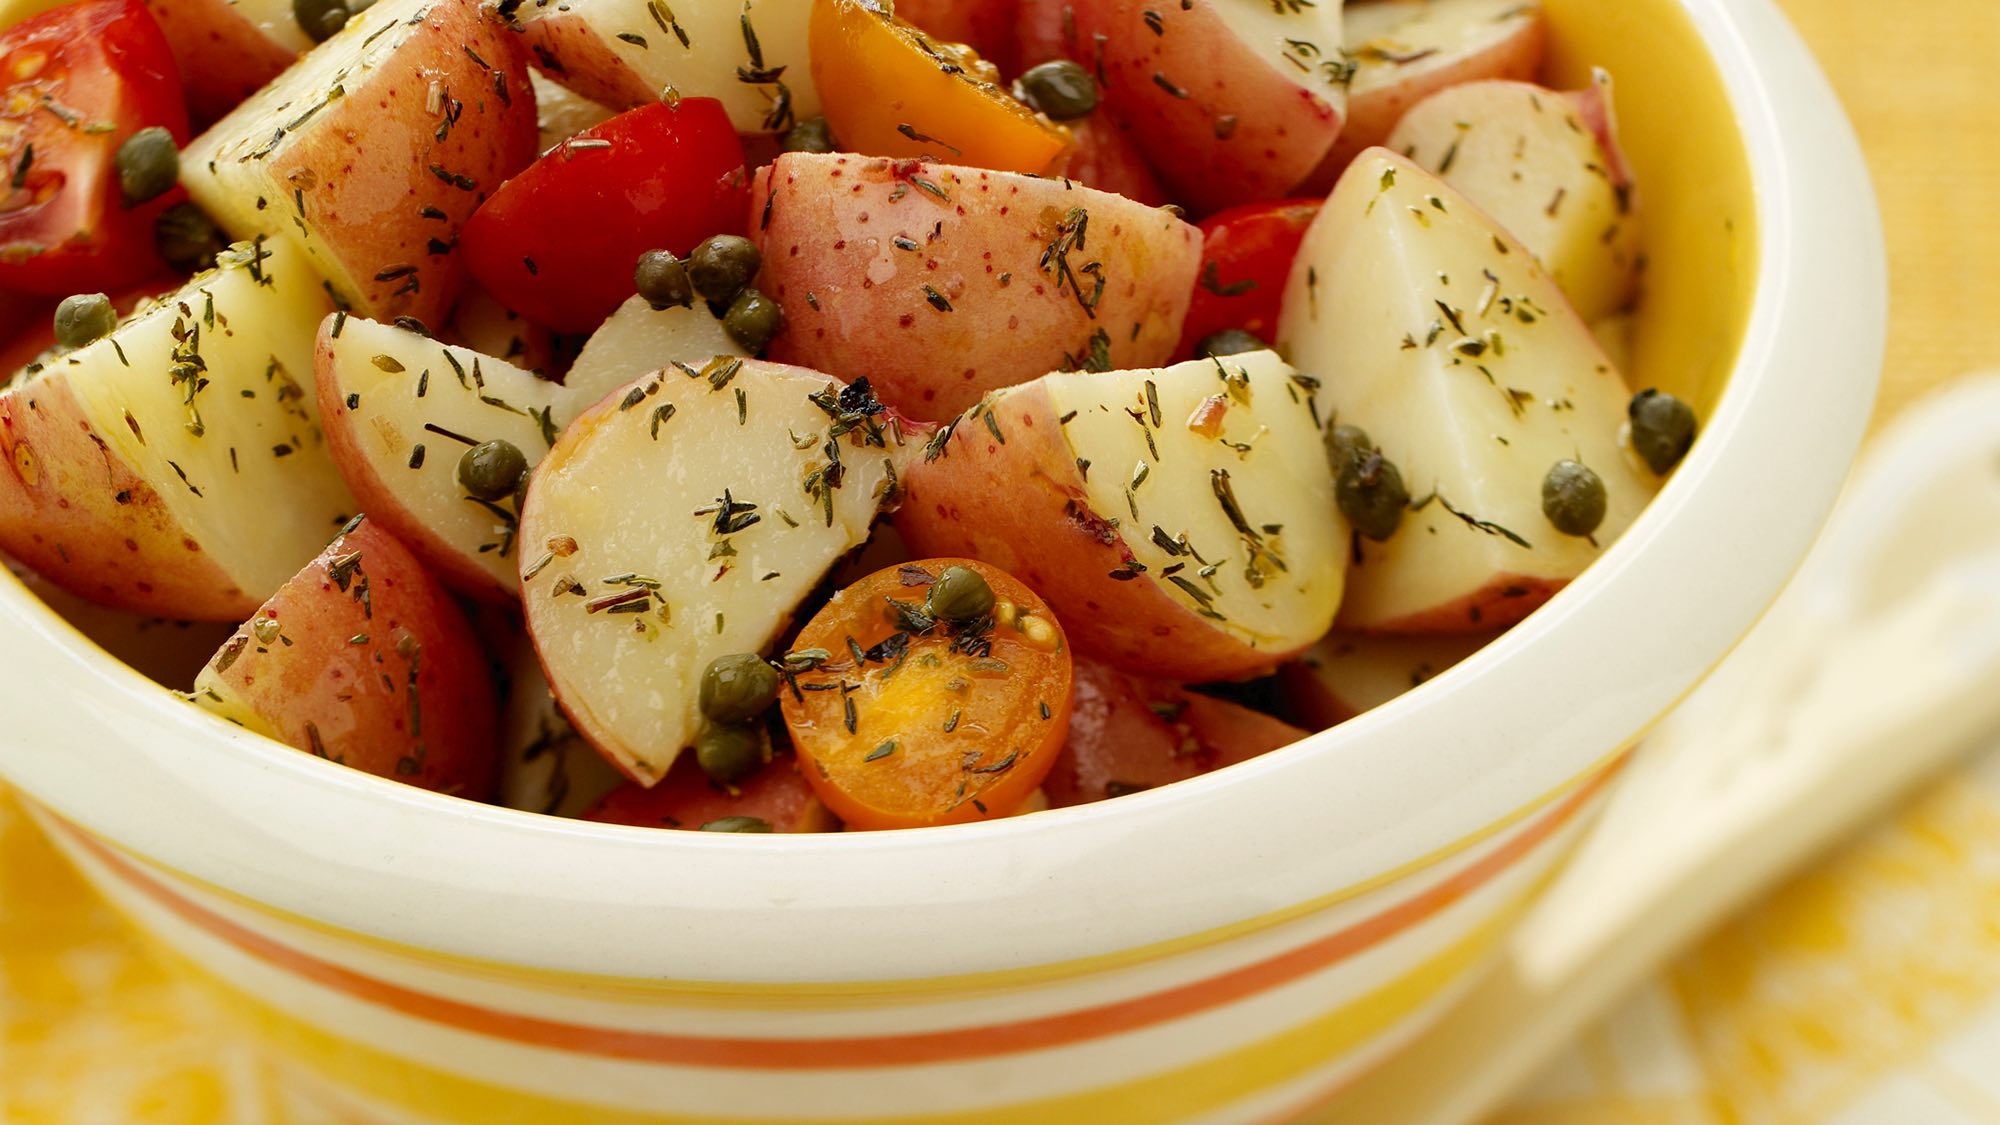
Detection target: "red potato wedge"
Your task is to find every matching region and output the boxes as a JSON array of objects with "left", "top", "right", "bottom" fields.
[
  {"left": 315, "top": 304, "right": 738, "bottom": 599},
  {"left": 897, "top": 351, "right": 1342, "bottom": 681},
  {"left": 1013, "top": 0, "right": 1073, "bottom": 70},
  {"left": 1281, "top": 629, "right": 1499, "bottom": 729},
  {"left": 512, "top": 0, "right": 820, "bottom": 134},
  {"left": 752, "top": 152, "right": 1200, "bottom": 422},
  {"left": 1067, "top": 0, "right": 1346, "bottom": 214},
  {"left": 1312, "top": 0, "right": 1546, "bottom": 183},
  {"left": 1050, "top": 115, "right": 1170, "bottom": 207},
  {"left": 893, "top": 0, "right": 1019, "bottom": 71},
  {"left": 585, "top": 753, "right": 837, "bottom": 832},
  {"left": 142, "top": 0, "right": 302, "bottom": 124},
  {"left": 1276, "top": 150, "right": 1654, "bottom": 634},
  {"left": 1388, "top": 75, "right": 1640, "bottom": 321},
  {"left": 1043, "top": 659, "right": 1305, "bottom": 807},
  {"left": 5, "top": 559, "right": 237, "bottom": 688},
  {"left": 181, "top": 0, "right": 539, "bottom": 327},
  {"left": 0, "top": 239, "right": 353, "bottom": 620},
  {"left": 191, "top": 517, "right": 499, "bottom": 797},
  {"left": 518, "top": 362, "right": 909, "bottom": 785}
]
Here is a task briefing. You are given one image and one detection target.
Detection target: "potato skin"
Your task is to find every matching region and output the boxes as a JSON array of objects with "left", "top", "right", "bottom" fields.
[
  {"left": 896, "top": 382, "right": 1293, "bottom": 682},
  {"left": 142, "top": 0, "right": 297, "bottom": 125},
  {"left": 197, "top": 518, "right": 499, "bottom": 798},
  {"left": 0, "top": 378, "right": 253, "bottom": 619},
  {"left": 752, "top": 152, "right": 1199, "bottom": 422}
]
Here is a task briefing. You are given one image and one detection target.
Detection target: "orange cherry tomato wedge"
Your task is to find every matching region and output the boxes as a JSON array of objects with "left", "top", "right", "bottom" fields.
[
  {"left": 780, "top": 558, "right": 1073, "bottom": 829},
  {"left": 808, "top": 0, "right": 1068, "bottom": 175}
]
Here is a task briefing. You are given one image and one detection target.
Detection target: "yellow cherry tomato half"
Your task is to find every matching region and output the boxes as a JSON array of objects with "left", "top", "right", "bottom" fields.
[
  {"left": 808, "top": 0, "right": 1069, "bottom": 175},
  {"left": 780, "top": 558, "right": 1073, "bottom": 829}
]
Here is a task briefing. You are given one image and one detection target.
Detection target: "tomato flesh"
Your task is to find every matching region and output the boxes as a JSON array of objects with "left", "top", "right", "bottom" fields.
[
  {"left": 781, "top": 558, "right": 1073, "bottom": 829},
  {"left": 585, "top": 752, "right": 835, "bottom": 833},
  {"left": 1175, "top": 199, "right": 1322, "bottom": 359},
  {"left": 809, "top": 0, "right": 1066, "bottom": 175},
  {"left": 0, "top": 0, "right": 189, "bottom": 295},
  {"left": 458, "top": 98, "right": 749, "bottom": 334}
]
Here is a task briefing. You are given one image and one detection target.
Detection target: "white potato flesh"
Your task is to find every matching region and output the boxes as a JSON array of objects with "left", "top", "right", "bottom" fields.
[
  {"left": 1208, "top": 0, "right": 1347, "bottom": 111},
  {"left": 1041, "top": 351, "right": 1343, "bottom": 652},
  {"left": 321, "top": 317, "right": 563, "bottom": 590},
  {"left": 1289, "top": 629, "right": 1499, "bottom": 725},
  {"left": 1389, "top": 78, "right": 1640, "bottom": 321},
  {"left": 1277, "top": 150, "right": 1655, "bottom": 632},
  {"left": 1346, "top": 0, "right": 1541, "bottom": 97},
  {"left": 553, "top": 297, "right": 743, "bottom": 421},
  {"left": 58, "top": 239, "right": 353, "bottom": 601},
  {"left": 519, "top": 361, "right": 906, "bottom": 784},
  {"left": 519, "top": 0, "right": 819, "bottom": 134},
  {"left": 529, "top": 70, "right": 617, "bottom": 152}
]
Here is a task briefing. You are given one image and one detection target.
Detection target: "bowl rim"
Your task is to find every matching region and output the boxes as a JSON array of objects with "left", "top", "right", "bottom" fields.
[{"left": 0, "top": 0, "right": 1885, "bottom": 985}]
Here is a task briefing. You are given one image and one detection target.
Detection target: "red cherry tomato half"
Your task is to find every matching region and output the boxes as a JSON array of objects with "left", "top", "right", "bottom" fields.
[
  {"left": 1175, "top": 198, "right": 1321, "bottom": 360},
  {"left": 459, "top": 98, "right": 750, "bottom": 333},
  {"left": 0, "top": 0, "right": 190, "bottom": 296}
]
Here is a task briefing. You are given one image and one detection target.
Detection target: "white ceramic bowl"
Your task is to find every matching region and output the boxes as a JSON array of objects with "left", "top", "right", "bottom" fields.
[{"left": 0, "top": 0, "right": 1882, "bottom": 1119}]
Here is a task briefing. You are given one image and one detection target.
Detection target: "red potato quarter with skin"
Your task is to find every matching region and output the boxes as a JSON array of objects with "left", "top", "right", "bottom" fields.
[
  {"left": 1042, "top": 658, "right": 1305, "bottom": 807},
  {"left": 1067, "top": 0, "right": 1346, "bottom": 214},
  {"left": 142, "top": 0, "right": 299, "bottom": 124},
  {"left": 180, "top": 0, "right": 539, "bottom": 327},
  {"left": 0, "top": 239, "right": 353, "bottom": 620},
  {"left": 1276, "top": 150, "right": 1654, "bottom": 633},
  {"left": 191, "top": 517, "right": 500, "bottom": 798},
  {"left": 1051, "top": 116, "right": 1171, "bottom": 208},
  {"left": 897, "top": 351, "right": 1344, "bottom": 681},
  {"left": 585, "top": 753, "right": 836, "bottom": 833},
  {"left": 1309, "top": 0, "right": 1547, "bottom": 184},
  {"left": 0, "top": 0, "right": 191, "bottom": 295},
  {"left": 781, "top": 558, "right": 1073, "bottom": 830},
  {"left": 752, "top": 152, "right": 1201, "bottom": 422}
]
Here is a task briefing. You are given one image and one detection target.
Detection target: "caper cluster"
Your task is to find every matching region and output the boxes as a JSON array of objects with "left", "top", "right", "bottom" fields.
[
  {"left": 633, "top": 234, "right": 782, "bottom": 355},
  {"left": 692, "top": 653, "right": 783, "bottom": 784}
]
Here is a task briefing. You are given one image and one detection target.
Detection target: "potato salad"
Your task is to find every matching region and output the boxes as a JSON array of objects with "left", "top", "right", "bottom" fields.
[{"left": 0, "top": 0, "right": 1696, "bottom": 831}]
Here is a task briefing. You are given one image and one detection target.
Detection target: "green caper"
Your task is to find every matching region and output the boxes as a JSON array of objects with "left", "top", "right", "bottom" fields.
[
  {"left": 722, "top": 288, "right": 783, "bottom": 353},
  {"left": 925, "top": 564, "right": 994, "bottom": 623},
  {"left": 153, "top": 202, "right": 226, "bottom": 273},
  {"left": 116, "top": 127, "right": 179, "bottom": 207},
  {"left": 1195, "top": 328, "right": 1266, "bottom": 359},
  {"left": 699, "top": 815, "right": 773, "bottom": 833},
  {"left": 1324, "top": 423, "right": 1372, "bottom": 474},
  {"left": 52, "top": 293, "right": 116, "bottom": 350},
  {"left": 1628, "top": 389, "right": 1697, "bottom": 475},
  {"left": 1013, "top": 60, "right": 1100, "bottom": 121},
  {"left": 699, "top": 653, "right": 782, "bottom": 724},
  {"left": 686, "top": 234, "right": 761, "bottom": 304},
  {"left": 1336, "top": 447, "right": 1410, "bottom": 542},
  {"left": 694, "top": 722, "right": 765, "bottom": 784},
  {"left": 294, "top": 0, "right": 350, "bottom": 41},
  {"left": 633, "top": 249, "right": 693, "bottom": 310},
  {"left": 782, "top": 117, "right": 838, "bottom": 154},
  {"left": 1542, "top": 460, "right": 1607, "bottom": 537},
  {"left": 456, "top": 439, "right": 527, "bottom": 502}
]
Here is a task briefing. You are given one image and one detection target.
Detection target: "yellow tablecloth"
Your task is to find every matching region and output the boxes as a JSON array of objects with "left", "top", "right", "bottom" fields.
[{"left": 3, "top": 1, "right": 1997, "bottom": 1121}]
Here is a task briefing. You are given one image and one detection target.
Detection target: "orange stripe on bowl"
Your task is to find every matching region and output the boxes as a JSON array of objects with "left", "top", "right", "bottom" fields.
[{"left": 52, "top": 763, "right": 1611, "bottom": 1069}]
